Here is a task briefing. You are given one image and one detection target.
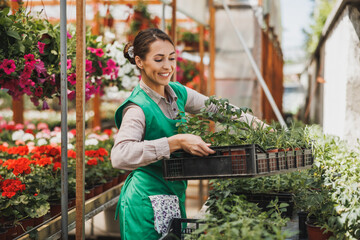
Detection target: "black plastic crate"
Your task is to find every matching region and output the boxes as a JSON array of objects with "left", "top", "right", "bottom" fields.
[
  {"left": 163, "top": 144, "right": 265, "bottom": 180},
  {"left": 159, "top": 218, "right": 205, "bottom": 240},
  {"left": 163, "top": 145, "right": 314, "bottom": 180},
  {"left": 237, "top": 192, "right": 295, "bottom": 218},
  {"left": 255, "top": 148, "right": 314, "bottom": 176}
]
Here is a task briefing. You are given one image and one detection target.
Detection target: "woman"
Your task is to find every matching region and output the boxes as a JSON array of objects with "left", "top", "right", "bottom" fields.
[{"left": 111, "top": 28, "right": 266, "bottom": 239}]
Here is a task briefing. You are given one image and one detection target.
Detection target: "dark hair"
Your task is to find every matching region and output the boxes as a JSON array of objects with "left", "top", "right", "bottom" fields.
[{"left": 123, "top": 28, "right": 174, "bottom": 65}]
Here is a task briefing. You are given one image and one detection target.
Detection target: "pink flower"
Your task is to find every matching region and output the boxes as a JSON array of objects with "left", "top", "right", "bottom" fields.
[
  {"left": 67, "top": 31, "right": 72, "bottom": 39},
  {"left": 87, "top": 47, "right": 96, "bottom": 53},
  {"left": 1, "top": 59, "right": 16, "bottom": 75},
  {"left": 67, "top": 59, "right": 72, "bottom": 70},
  {"left": 95, "top": 48, "right": 104, "bottom": 57},
  {"left": 67, "top": 90, "right": 76, "bottom": 101},
  {"left": 26, "top": 123, "right": 36, "bottom": 130},
  {"left": 20, "top": 64, "right": 35, "bottom": 80},
  {"left": 37, "top": 122, "right": 49, "bottom": 130},
  {"left": 102, "top": 67, "right": 112, "bottom": 75},
  {"left": 85, "top": 60, "right": 93, "bottom": 72},
  {"left": 34, "top": 87, "right": 43, "bottom": 97},
  {"left": 67, "top": 73, "right": 76, "bottom": 85},
  {"left": 15, "top": 123, "right": 24, "bottom": 130},
  {"left": 24, "top": 54, "right": 36, "bottom": 65},
  {"left": 107, "top": 59, "right": 116, "bottom": 69},
  {"left": 38, "top": 42, "right": 46, "bottom": 54}
]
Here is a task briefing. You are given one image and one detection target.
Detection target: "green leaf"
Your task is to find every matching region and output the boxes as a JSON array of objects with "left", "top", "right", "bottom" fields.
[{"left": 6, "top": 30, "right": 21, "bottom": 40}]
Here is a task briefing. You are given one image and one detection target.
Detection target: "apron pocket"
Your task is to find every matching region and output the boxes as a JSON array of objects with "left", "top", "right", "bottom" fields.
[{"left": 148, "top": 195, "right": 181, "bottom": 235}]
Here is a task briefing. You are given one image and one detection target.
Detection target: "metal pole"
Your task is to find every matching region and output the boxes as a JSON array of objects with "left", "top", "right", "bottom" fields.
[
  {"left": 60, "top": 0, "right": 68, "bottom": 238},
  {"left": 221, "top": 0, "right": 287, "bottom": 128},
  {"left": 161, "top": 3, "right": 166, "bottom": 31}
]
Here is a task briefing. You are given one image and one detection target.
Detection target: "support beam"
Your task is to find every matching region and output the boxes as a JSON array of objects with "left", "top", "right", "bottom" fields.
[
  {"left": 171, "top": 0, "right": 177, "bottom": 82},
  {"left": 209, "top": 0, "right": 215, "bottom": 96},
  {"left": 76, "top": 0, "right": 86, "bottom": 238},
  {"left": 92, "top": 0, "right": 101, "bottom": 129},
  {"left": 199, "top": 24, "right": 206, "bottom": 95}
]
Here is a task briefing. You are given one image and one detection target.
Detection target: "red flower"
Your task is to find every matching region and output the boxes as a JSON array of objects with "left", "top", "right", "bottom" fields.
[
  {"left": 38, "top": 41, "right": 46, "bottom": 54},
  {"left": 1, "top": 178, "right": 26, "bottom": 198},
  {"left": 24, "top": 54, "right": 36, "bottom": 65},
  {"left": 69, "top": 129, "right": 76, "bottom": 136},
  {"left": 48, "top": 147, "right": 60, "bottom": 157},
  {"left": 87, "top": 158, "right": 98, "bottom": 166},
  {"left": 34, "top": 193, "right": 38, "bottom": 196},
  {"left": 0, "top": 159, "right": 3, "bottom": 165},
  {"left": 68, "top": 150, "right": 76, "bottom": 159},
  {"left": 34, "top": 87, "right": 43, "bottom": 97},
  {"left": 3, "top": 158, "right": 31, "bottom": 176},
  {"left": 35, "top": 157, "right": 52, "bottom": 167},
  {"left": 1, "top": 59, "right": 16, "bottom": 75},
  {"left": 25, "top": 129, "right": 34, "bottom": 134},
  {"left": 97, "top": 148, "right": 109, "bottom": 157},
  {"left": 103, "top": 129, "right": 112, "bottom": 137},
  {"left": 53, "top": 162, "right": 61, "bottom": 171},
  {"left": 6, "top": 146, "right": 29, "bottom": 156}
]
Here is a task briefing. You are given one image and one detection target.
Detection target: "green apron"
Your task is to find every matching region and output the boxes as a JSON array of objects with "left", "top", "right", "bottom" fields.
[{"left": 114, "top": 82, "right": 188, "bottom": 240}]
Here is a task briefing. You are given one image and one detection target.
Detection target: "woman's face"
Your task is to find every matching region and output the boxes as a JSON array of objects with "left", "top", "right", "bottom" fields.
[{"left": 135, "top": 39, "right": 176, "bottom": 90}]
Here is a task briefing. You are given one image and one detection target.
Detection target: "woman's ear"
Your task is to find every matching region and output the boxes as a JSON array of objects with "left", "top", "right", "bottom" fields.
[{"left": 135, "top": 56, "right": 143, "bottom": 69}]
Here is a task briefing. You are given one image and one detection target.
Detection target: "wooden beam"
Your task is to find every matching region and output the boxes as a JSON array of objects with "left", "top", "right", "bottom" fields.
[
  {"left": 76, "top": 0, "right": 86, "bottom": 237},
  {"left": 199, "top": 24, "right": 206, "bottom": 95},
  {"left": 209, "top": 0, "right": 215, "bottom": 96},
  {"left": 171, "top": 0, "right": 177, "bottom": 82},
  {"left": 92, "top": 0, "right": 101, "bottom": 129}
]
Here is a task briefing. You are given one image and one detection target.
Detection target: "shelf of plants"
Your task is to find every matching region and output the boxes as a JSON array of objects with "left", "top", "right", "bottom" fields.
[{"left": 163, "top": 144, "right": 313, "bottom": 180}]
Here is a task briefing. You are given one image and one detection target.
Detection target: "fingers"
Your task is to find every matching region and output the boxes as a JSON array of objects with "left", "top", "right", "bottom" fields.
[{"left": 180, "top": 134, "right": 216, "bottom": 156}]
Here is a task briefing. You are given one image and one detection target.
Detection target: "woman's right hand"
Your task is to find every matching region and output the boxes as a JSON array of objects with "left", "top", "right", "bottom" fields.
[{"left": 168, "top": 134, "right": 216, "bottom": 156}]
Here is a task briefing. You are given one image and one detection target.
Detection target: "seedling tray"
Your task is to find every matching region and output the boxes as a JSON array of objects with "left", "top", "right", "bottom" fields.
[{"left": 163, "top": 144, "right": 313, "bottom": 180}]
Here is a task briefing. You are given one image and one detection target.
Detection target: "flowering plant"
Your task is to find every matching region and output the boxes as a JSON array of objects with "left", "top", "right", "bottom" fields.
[
  {"left": 126, "top": 0, "right": 160, "bottom": 41},
  {"left": 176, "top": 53, "right": 201, "bottom": 90}
]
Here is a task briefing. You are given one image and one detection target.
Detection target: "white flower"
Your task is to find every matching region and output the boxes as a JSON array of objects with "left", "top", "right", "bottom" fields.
[
  {"left": 50, "top": 137, "right": 61, "bottom": 144},
  {"left": 12, "top": 130, "right": 24, "bottom": 141},
  {"left": 85, "top": 138, "right": 99, "bottom": 146},
  {"left": 68, "top": 143, "right": 74, "bottom": 149},
  {"left": 68, "top": 132, "right": 75, "bottom": 139},
  {"left": 123, "top": 64, "right": 133, "bottom": 74},
  {"left": 37, "top": 138, "right": 48, "bottom": 146},
  {"left": 87, "top": 133, "right": 99, "bottom": 139},
  {"left": 22, "top": 133, "right": 35, "bottom": 142}
]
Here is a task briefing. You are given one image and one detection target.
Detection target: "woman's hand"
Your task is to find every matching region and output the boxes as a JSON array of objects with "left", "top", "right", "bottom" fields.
[{"left": 168, "top": 134, "right": 216, "bottom": 156}]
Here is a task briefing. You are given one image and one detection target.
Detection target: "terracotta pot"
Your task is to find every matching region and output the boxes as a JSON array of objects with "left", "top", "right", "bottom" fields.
[
  {"left": 49, "top": 203, "right": 61, "bottom": 217},
  {"left": 223, "top": 150, "right": 247, "bottom": 174},
  {"left": 85, "top": 187, "right": 95, "bottom": 200},
  {"left": 33, "top": 216, "right": 44, "bottom": 227},
  {"left": 112, "top": 176, "right": 119, "bottom": 186},
  {"left": 306, "top": 222, "right": 333, "bottom": 240},
  {"left": 94, "top": 184, "right": 103, "bottom": 196},
  {"left": 17, "top": 217, "right": 35, "bottom": 235},
  {"left": 266, "top": 148, "right": 278, "bottom": 171},
  {"left": 102, "top": 180, "right": 113, "bottom": 191},
  {"left": 0, "top": 228, "right": 6, "bottom": 240}
]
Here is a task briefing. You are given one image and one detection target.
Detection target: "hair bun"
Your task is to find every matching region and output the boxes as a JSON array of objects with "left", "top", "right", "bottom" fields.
[{"left": 124, "top": 42, "right": 136, "bottom": 65}]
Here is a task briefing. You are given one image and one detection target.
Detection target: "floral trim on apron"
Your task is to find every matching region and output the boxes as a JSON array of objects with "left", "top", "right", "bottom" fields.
[{"left": 148, "top": 195, "right": 181, "bottom": 235}]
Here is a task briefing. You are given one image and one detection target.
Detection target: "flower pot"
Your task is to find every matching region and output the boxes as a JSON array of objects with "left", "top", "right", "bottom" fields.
[
  {"left": 85, "top": 187, "right": 95, "bottom": 200},
  {"left": 112, "top": 176, "right": 119, "bottom": 186},
  {"left": 49, "top": 203, "right": 61, "bottom": 217},
  {"left": 33, "top": 216, "right": 44, "bottom": 227},
  {"left": 298, "top": 211, "right": 308, "bottom": 239},
  {"left": 306, "top": 222, "right": 333, "bottom": 240},
  {"left": 94, "top": 184, "right": 104, "bottom": 196},
  {"left": 18, "top": 217, "right": 35, "bottom": 235},
  {"left": 0, "top": 228, "right": 7, "bottom": 240},
  {"left": 5, "top": 224, "right": 18, "bottom": 239},
  {"left": 223, "top": 150, "right": 247, "bottom": 174},
  {"left": 266, "top": 148, "right": 278, "bottom": 171},
  {"left": 103, "top": 180, "right": 113, "bottom": 191}
]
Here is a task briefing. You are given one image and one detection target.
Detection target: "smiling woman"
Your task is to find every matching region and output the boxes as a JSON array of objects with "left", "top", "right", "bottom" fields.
[{"left": 110, "top": 28, "right": 267, "bottom": 240}]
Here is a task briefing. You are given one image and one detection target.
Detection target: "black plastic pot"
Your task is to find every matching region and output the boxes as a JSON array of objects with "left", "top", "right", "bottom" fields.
[{"left": 297, "top": 211, "right": 308, "bottom": 239}]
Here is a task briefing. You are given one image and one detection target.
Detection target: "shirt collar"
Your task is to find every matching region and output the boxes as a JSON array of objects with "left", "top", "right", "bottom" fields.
[{"left": 139, "top": 80, "right": 178, "bottom": 104}]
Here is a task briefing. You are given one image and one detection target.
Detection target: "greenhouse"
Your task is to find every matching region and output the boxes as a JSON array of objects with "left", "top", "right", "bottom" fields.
[{"left": 0, "top": 0, "right": 359, "bottom": 239}]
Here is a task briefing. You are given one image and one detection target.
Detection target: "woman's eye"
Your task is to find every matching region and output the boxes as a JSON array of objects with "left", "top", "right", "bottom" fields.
[
  {"left": 154, "top": 59, "right": 162, "bottom": 62},
  {"left": 169, "top": 58, "right": 175, "bottom": 61}
]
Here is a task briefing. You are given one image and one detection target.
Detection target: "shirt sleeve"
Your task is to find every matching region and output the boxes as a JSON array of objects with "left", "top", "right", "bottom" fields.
[{"left": 110, "top": 104, "right": 171, "bottom": 170}]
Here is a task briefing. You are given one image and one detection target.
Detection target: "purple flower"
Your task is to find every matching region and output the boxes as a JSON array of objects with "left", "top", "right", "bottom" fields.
[
  {"left": 34, "top": 60, "right": 47, "bottom": 77},
  {"left": 38, "top": 42, "right": 46, "bottom": 54},
  {"left": 1, "top": 59, "right": 16, "bottom": 75},
  {"left": 67, "top": 31, "right": 72, "bottom": 39},
  {"left": 34, "top": 87, "right": 43, "bottom": 97},
  {"left": 42, "top": 101, "right": 49, "bottom": 110}
]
